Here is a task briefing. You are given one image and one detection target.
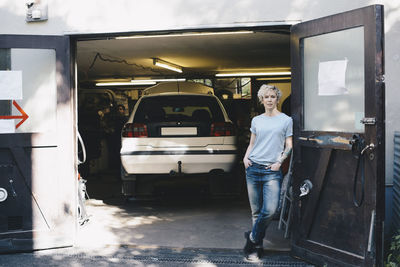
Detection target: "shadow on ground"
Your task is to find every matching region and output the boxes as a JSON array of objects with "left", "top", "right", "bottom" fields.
[
  {"left": 0, "top": 172, "right": 312, "bottom": 266},
  {"left": 78, "top": 172, "right": 290, "bottom": 251},
  {"left": 33, "top": 171, "right": 312, "bottom": 266}
]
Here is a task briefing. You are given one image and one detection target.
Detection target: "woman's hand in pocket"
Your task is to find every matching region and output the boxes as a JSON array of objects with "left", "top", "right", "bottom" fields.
[
  {"left": 243, "top": 158, "right": 252, "bottom": 169},
  {"left": 270, "top": 162, "right": 281, "bottom": 171}
]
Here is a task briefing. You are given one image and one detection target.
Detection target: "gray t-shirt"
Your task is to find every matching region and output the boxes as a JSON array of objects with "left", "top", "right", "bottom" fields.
[{"left": 248, "top": 113, "right": 293, "bottom": 166}]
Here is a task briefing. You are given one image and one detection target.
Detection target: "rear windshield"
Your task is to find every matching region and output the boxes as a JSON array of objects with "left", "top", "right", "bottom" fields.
[{"left": 134, "top": 95, "right": 225, "bottom": 123}]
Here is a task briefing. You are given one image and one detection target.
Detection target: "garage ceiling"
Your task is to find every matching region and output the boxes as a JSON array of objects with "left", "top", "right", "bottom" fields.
[{"left": 76, "top": 28, "right": 291, "bottom": 86}]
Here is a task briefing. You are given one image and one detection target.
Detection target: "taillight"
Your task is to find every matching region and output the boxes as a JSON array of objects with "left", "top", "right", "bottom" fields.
[
  {"left": 122, "top": 123, "right": 148, "bottom": 137},
  {"left": 210, "top": 122, "right": 235, "bottom": 136}
]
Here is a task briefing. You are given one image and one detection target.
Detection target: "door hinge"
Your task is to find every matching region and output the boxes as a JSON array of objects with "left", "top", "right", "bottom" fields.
[{"left": 360, "top": 117, "right": 376, "bottom": 125}]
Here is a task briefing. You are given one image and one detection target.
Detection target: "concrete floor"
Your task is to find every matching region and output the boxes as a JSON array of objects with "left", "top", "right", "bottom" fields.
[
  {"left": 1, "top": 173, "right": 307, "bottom": 267},
  {"left": 76, "top": 173, "right": 291, "bottom": 252}
]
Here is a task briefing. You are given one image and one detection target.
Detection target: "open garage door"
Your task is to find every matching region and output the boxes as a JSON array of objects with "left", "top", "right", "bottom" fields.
[
  {"left": 290, "top": 5, "right": 385, "bottom": 266},
  {"left": 0, "top": 35, "right": 76, "bottom": 252}
]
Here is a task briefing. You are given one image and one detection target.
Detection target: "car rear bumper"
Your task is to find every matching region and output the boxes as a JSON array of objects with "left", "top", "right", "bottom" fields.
[{"left": 121, "top": 149, "right": 237, "bottom": 175}]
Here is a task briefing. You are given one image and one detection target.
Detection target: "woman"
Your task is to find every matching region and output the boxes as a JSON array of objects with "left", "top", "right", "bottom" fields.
[{"left": 243, "top": 84, "right": 293, "bottom": 259}]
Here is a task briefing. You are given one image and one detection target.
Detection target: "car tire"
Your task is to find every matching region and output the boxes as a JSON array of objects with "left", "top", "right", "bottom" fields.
[
  {"left": 122, "top": 180, "right": 136, "bottom": 197},
  {"left": 121, "top": 166, "right": 137, "bottom": 196}
]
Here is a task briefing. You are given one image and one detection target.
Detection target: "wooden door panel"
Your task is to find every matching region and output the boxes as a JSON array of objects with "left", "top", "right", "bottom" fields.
[
  {"left": 293, "top": 143, "right": 373, "bottom": 265},
  {"left": 299, "top": 148, "right": 331, "bottom": 235},
  {"left": 308, "top": 151, "right": 365, "bottom": 254},
  {"left": 297, "top": 146, "right": 366, "bottom": 254}
]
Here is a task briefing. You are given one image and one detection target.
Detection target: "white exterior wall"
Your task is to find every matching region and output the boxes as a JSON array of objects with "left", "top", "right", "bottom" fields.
[{"left": 1, "top": 0, "right": 399, "bottom": 184}]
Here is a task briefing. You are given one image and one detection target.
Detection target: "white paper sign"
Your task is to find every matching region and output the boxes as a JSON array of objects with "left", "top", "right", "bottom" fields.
[
  {"left": 318, "top": 60, "right": 348, "bottom": 96},
  {"left": 0, "top": 71, "right": 23, "bottom": 100},
  {"left": 0, "top": 120, "right": 15, "bottom": 133}
]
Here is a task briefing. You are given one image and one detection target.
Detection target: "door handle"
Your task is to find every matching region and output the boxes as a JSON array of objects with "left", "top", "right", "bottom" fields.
[
  {"left": 350, "top": 135, "right": 375, "bottom": 155},
  {"left": 361, "top": 143, "right": 375, "bottom": 155},
  {"left": 300, "top": 179, "right": 313, "bottom": 197}
]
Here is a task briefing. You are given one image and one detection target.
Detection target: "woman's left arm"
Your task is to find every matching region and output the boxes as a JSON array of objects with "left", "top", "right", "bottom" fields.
[{"left": 270, "top": 136, "right": 293, "bottom": 171}]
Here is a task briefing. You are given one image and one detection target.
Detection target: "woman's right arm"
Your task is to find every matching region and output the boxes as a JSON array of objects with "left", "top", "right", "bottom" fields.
[{"left": 243, "top": 132, "right": 256, "bottom": 169}]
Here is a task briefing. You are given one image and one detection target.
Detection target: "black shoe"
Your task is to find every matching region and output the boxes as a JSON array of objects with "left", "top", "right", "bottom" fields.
[
  {"left": 256, "top": 247, "right": 263, "bottom": 258},
  {"left": 243, "top": 231, "right": 256, "bottom": 255}
]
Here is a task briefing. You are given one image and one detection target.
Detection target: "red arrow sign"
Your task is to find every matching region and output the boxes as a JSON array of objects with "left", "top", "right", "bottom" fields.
[{"left": 0, "top": 100, "right": 29, "bottom": 129}]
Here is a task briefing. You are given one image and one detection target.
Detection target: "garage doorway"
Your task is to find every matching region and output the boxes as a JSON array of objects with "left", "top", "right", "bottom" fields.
[
  {"left": 72, "top": 25, "right": 293, "bottom": 251},
  {"left": 72, "top": 5, "right": 387, "bottom": 266},
  {"left": 0, "top": 5, "right": 384, "bottom": 266}
]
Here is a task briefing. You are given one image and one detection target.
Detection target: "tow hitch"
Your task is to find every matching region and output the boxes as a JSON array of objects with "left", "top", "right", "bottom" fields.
[{"left": 169, "top": 161, "right": 183, "bottom": 176}]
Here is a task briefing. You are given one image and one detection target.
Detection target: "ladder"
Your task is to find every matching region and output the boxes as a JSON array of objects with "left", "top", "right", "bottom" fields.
[{"left": 278, "top": 153, "right": 293, "bottom": 239}]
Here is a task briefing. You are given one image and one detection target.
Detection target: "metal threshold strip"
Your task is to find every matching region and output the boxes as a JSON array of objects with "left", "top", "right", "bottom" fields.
[
  {"left": 44, "top": 247, "right": 313, "bottom": 267},
  {"left": 51, "top": 254, "right": 313, "bottom": 266}
]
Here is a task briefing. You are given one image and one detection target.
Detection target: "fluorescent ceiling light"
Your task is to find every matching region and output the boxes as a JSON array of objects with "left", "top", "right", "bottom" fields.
[
  {"left": 215, "top": 72, "right": 291, "bottom": 77},
  {"left": 116, "top": 31, "right": 254, "bottom": 39},
  {"left": 131, "top": 78, "right": 186, "bottom": 83},
  {"left": 96, "top": 78, "right": 186, "bottom": 87},
  {"left": 153, "top": 58, "right": 182, "bottom": 73},
  {"left": 96, "top": 81, "right": 156, "bottom": 86},
  {"left": 256, "top": 77, "right": 291, "bottom": 81}
]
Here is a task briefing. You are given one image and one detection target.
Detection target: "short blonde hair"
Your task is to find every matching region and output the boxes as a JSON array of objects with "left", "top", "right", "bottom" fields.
[{"left": 257, "top": 84, "right": 282, "bottom": 103}]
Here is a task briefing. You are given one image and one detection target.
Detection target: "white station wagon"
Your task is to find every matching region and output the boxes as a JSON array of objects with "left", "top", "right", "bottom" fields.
[{"left": 120, "top": 81, "right": 237, "bottom": 196}]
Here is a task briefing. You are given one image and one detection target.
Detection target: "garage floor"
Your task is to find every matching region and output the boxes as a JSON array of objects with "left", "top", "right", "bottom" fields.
[
  {"left": 0, "top": 172, "right": 314, "bottom": 266},
  {"left": 76, "top": 172, "right": 291, "bottom": 251}
]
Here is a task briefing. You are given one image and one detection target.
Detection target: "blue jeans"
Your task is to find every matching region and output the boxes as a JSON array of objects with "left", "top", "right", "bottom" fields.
[{"left": 246, "top": 162, "right": 282, "bottom": 245}]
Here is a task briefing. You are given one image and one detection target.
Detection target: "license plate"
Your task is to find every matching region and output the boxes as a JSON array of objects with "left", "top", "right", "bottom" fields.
[{"left": 161, "top": 127, "right": 197, "bottom": 136}]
